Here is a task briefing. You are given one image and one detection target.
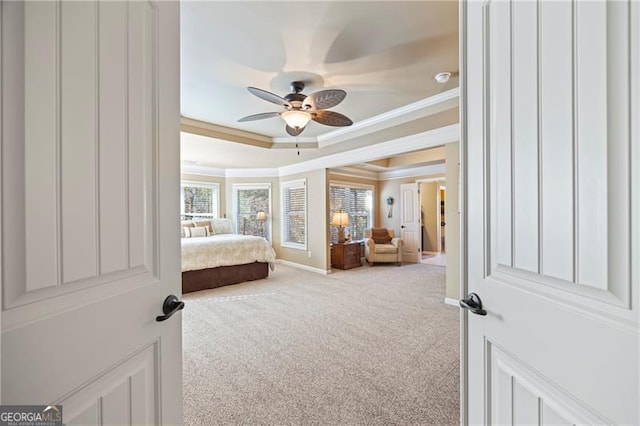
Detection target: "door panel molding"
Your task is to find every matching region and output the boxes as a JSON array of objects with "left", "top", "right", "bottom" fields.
[
  {"left": 1, "top": 0, "right": 180, "bottom": 419},
  {"left": 464, "top": 0, "right": 639, "bottom": 423},
  {"left": 487, "top": 341, "right": 611, "bottom": 425},
  {"left": 2, "top": 270, "right": 160, "bottom": 332},
  {"left": 56, "top": 341, "right": 159, "bottom": 424},
  {"left": 483, "top": 0, "right": 634, "bottom": 308},
  {"left": 488, "top": 270, "right": 636, "bottom": 333},
  {"left": 1, "top": 1, "right": 160, "bottom": 312}
]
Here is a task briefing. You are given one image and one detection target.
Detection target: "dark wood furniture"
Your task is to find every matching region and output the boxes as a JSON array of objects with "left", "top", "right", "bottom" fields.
[
  {"left": 182, "top": 262, "right": 269, "bottom": 294},
  {"left": 331, "top": 241, "right": 363, "bottom": 270}
]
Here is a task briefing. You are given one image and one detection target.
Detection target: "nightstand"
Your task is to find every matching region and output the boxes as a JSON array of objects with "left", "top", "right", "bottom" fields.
[{"left": 331, "top": 241, "right": 363, "bottom": 270}]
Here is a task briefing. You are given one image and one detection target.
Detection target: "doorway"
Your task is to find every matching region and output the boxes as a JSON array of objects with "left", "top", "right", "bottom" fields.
[{"left": 419, "top": 180, "right": 446, "bottom": 267}]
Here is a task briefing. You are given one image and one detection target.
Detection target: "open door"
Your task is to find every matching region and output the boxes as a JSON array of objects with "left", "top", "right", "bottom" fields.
[
  {"left": 463, "top": 1, "right": 638, "bottom": 424},
  {"left": 400, "top": 183, "right": 420, "bottom": 263},
  {"left": 1, "top": 2, "right": 182, "bottom": 423}
]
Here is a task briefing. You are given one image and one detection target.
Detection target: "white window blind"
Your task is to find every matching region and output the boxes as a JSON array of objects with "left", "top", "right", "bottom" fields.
[
  {"left": 281, "top": 179, "right": 307, "bottom": 249},
  {"left": 233, "top": 184, "right": 271, "bottom": 240},
  {"left": 329, "top": 182, "right": 373, "bottom": 242},
  {"left": 180, "top": 182, "right": 219, "bottom": 219}
]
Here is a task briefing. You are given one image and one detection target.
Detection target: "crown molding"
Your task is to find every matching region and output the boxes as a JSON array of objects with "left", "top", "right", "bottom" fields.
[
  {"left": 315, "top": 87, "right": 460, "bottom": 148},
  {"left": 272, "top": 136, "right": 317, "bottom": 144},
  {"left": 378, "top": 163, "right": 446, "bottom": 181},
  {"left": 181, "top": 164, "right": 226, "bottom": 177},
  {"left": 270, "top": 141, "right": 319, "bottom": 149},
  {"left": 181, "top": 164, "right": 279, "bottom": 178},
  {"left": 181, "top": 117, "right": 273, "bottom": 148},
  {"left": 180, "top": 88, "right": 460, "bottom": 150},
  {"left": 181, "top": 123, "right": 459, "bottom": 180},
  {"left": 225, "top": 168, "right": 279, "bottom": 178},
  {"left": 329, "top": 166, "right": 379, "bottom": 180},
  {"left": 278, "top": 123, "right": 459, "bottom": 177}
]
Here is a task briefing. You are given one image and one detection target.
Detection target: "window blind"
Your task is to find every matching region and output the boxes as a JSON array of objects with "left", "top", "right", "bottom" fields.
[
  {"left": 281, "top": 180, "right": 306, "bottom": 249},
  {"left": 181, "top": 182, "right": 219, "bottom": 220},
  {"left": 329, "top": 184, "right": 373, "bottom": 242},
  {"left": 234, "top": 186, "right": 270, "bottom": 239}
]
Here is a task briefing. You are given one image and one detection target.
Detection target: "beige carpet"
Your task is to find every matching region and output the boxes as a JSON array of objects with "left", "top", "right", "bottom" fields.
[
  {"left": 422, "top": 252, "right": 447, "bottom": 267},
  {"left": 183, "top": 262, "right": 460, "bottom": 425}
]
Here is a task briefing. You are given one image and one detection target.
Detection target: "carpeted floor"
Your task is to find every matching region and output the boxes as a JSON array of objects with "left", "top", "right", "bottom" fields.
[
  {"left": 421, "top": 252, "right": 447, "bottom": 267},
  {"left": 183, "top": 262, "right": 460, "bottom": 425}
]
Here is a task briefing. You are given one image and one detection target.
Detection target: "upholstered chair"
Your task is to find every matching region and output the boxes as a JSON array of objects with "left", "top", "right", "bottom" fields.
[{"left": 364, "top": 228, "right": 404, "bottom": 266}]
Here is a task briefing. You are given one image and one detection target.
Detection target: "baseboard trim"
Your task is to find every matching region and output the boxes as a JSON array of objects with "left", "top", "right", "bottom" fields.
[
  {"left": 444, "top": 297, "right": 460, "bottom": 307},
  {"left": 276, "top": 259, "right": 331, "bottom": 275}
]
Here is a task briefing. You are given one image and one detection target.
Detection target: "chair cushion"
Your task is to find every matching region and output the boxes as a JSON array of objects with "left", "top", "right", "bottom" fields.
[
  {"left": 371, "top": 228, "right": 392, "bottom": 244},
  {"left": 374, "top": 244, "right": 398, "bottom": 254}
]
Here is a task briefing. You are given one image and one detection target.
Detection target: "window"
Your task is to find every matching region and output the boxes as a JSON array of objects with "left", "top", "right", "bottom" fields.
[
  {"left": 180, "top": 181, "right": 219, "bottom": 220},
  {"left": 329, "top": 182, "right": 374, "bottom": 242},
  {"left": 281, "top": 179, "right": 307, "bottom": 249},
  {"left": 233, "top": 184, "right": 271, "bottom": 240}
]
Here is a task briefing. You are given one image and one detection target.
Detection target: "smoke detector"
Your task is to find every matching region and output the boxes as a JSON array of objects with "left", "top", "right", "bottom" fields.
[{"left": 434, "top": 72, "right": 451, "bottom": 84}]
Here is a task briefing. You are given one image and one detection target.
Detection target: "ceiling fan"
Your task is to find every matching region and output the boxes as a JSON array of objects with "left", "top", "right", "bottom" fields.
[{"left": 238, "top": 81, "right": 353, "bottom": 136}]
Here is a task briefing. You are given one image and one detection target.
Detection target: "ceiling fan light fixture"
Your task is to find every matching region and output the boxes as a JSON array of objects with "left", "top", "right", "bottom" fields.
[
  {"left": 434, "top": 71, "right": 451, "bottom": 84},
  {"left": 282, "top": 110, "right": 312, "bottom": 129}
]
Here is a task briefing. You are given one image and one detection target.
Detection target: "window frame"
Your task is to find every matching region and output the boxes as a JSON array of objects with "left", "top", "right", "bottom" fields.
[
  {"left": 180, "top": 181, "right": 220, "bottom": 219},
  {"left": 232, "top": 183, "right": 272, "bottom": 241},
  {"left": 329, "top": 180, "right": 375, "bottom": 242},
  {"left": 280, "top": 178, "right": 307, "bottom": 250}
]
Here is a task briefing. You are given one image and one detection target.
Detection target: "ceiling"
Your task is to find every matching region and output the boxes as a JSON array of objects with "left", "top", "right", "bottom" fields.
[{"left": 180, "top": 1, "right": 459, "bottom": 172}]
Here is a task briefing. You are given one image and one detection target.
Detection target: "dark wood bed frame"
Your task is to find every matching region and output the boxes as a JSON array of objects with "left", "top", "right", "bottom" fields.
[{"left": 182, "top": 261, "right": 269, "bottom": 294}]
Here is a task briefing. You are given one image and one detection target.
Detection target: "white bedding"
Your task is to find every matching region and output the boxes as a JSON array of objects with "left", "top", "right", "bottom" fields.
[{"left": 181, "top": 234, "right": 276, "bottom": 272}]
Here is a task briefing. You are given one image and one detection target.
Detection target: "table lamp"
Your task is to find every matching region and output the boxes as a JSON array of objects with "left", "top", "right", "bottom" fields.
[
  {"left": 331, "top": 211, "right": 350, "bottom": 243},
  {"left": 256, "top": 211, "right": 267, "bottom": 237}
]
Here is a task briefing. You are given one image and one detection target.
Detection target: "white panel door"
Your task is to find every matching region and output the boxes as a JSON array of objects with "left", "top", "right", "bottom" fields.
[
  {"left": 1, "top": 1, "right": 182, "bottom": 423},
  {"left": 400, "top": 183, "right": 420, "bottom": 263},
  {"left": 463, "top": 0, "right": 639, "bottom": 424}
]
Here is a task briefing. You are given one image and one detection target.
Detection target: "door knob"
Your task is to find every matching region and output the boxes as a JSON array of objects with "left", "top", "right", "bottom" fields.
[
  {"left": 156, "top": 295, "right": 185, "bottom": 322},
  {"left": 459, "top": 292, "right": 487, "bottom": 316}
]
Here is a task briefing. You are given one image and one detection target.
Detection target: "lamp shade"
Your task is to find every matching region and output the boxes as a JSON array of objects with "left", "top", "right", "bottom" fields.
[
  {"left": 281, "top": 110, "right": 312, "bottom": 129},
  {"left": 331, "top": 211, "right": 350, "bottom": 227},
  {"left": 256, "top": 211, "right": 267, "bottom": 221}
]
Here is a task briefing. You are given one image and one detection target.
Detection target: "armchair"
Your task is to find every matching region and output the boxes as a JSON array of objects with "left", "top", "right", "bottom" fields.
[{"left": 364, "top": 228, "right": 404, "bottom": 266}]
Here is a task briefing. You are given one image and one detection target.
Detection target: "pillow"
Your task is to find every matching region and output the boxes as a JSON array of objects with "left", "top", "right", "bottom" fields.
[
  {"left": 194, "top": 220, "right": 214, "bottom": 234},
  {"left": 211, "top": 218, "right": 234, "bottom": 234},
  {"left": 181, "top": 220, "right": 194, "bottom": 238},
  {"left": 183, "top": 226, "right": 210, "bottom": 238},
  {"left": 371, "top": 228, "right": 392, "bottom": 244}
]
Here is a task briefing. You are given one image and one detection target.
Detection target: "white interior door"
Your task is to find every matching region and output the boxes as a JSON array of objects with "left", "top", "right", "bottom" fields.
[
  {"left": 400, "top": 183, "right": 420, "bottom": 262},
  {"left": 463, "top": 1, "right": 639, "bottom": 424},
  {"left": 1, "top": 1, "right": 182, "bottom": 423}
]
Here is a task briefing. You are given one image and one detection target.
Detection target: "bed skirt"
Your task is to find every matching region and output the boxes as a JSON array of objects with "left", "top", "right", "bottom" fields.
[{"left": 182, "top": 262, "right": 269, "bottom": 294}]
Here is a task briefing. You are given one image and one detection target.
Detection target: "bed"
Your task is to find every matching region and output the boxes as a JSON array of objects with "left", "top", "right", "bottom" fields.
[{"left": 181, "top": 219, "right": 276, "bottom": 294}]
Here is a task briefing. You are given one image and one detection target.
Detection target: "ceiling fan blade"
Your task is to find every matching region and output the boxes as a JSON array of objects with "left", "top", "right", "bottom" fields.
[
  {"left": 312, "top": 110, "right": 353, "bottom": 127},
  {"left": 302, "top": 89, "right": 346, "bottom": 110},
  {"left": 247, "top": 87, "right": 291, "bottom": 107},
  {"left": 286, "top": 125, "right": 305, "bottom": 136},
  {"left": 237, "top": 112, "right": 281, "bottom": 122}
]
